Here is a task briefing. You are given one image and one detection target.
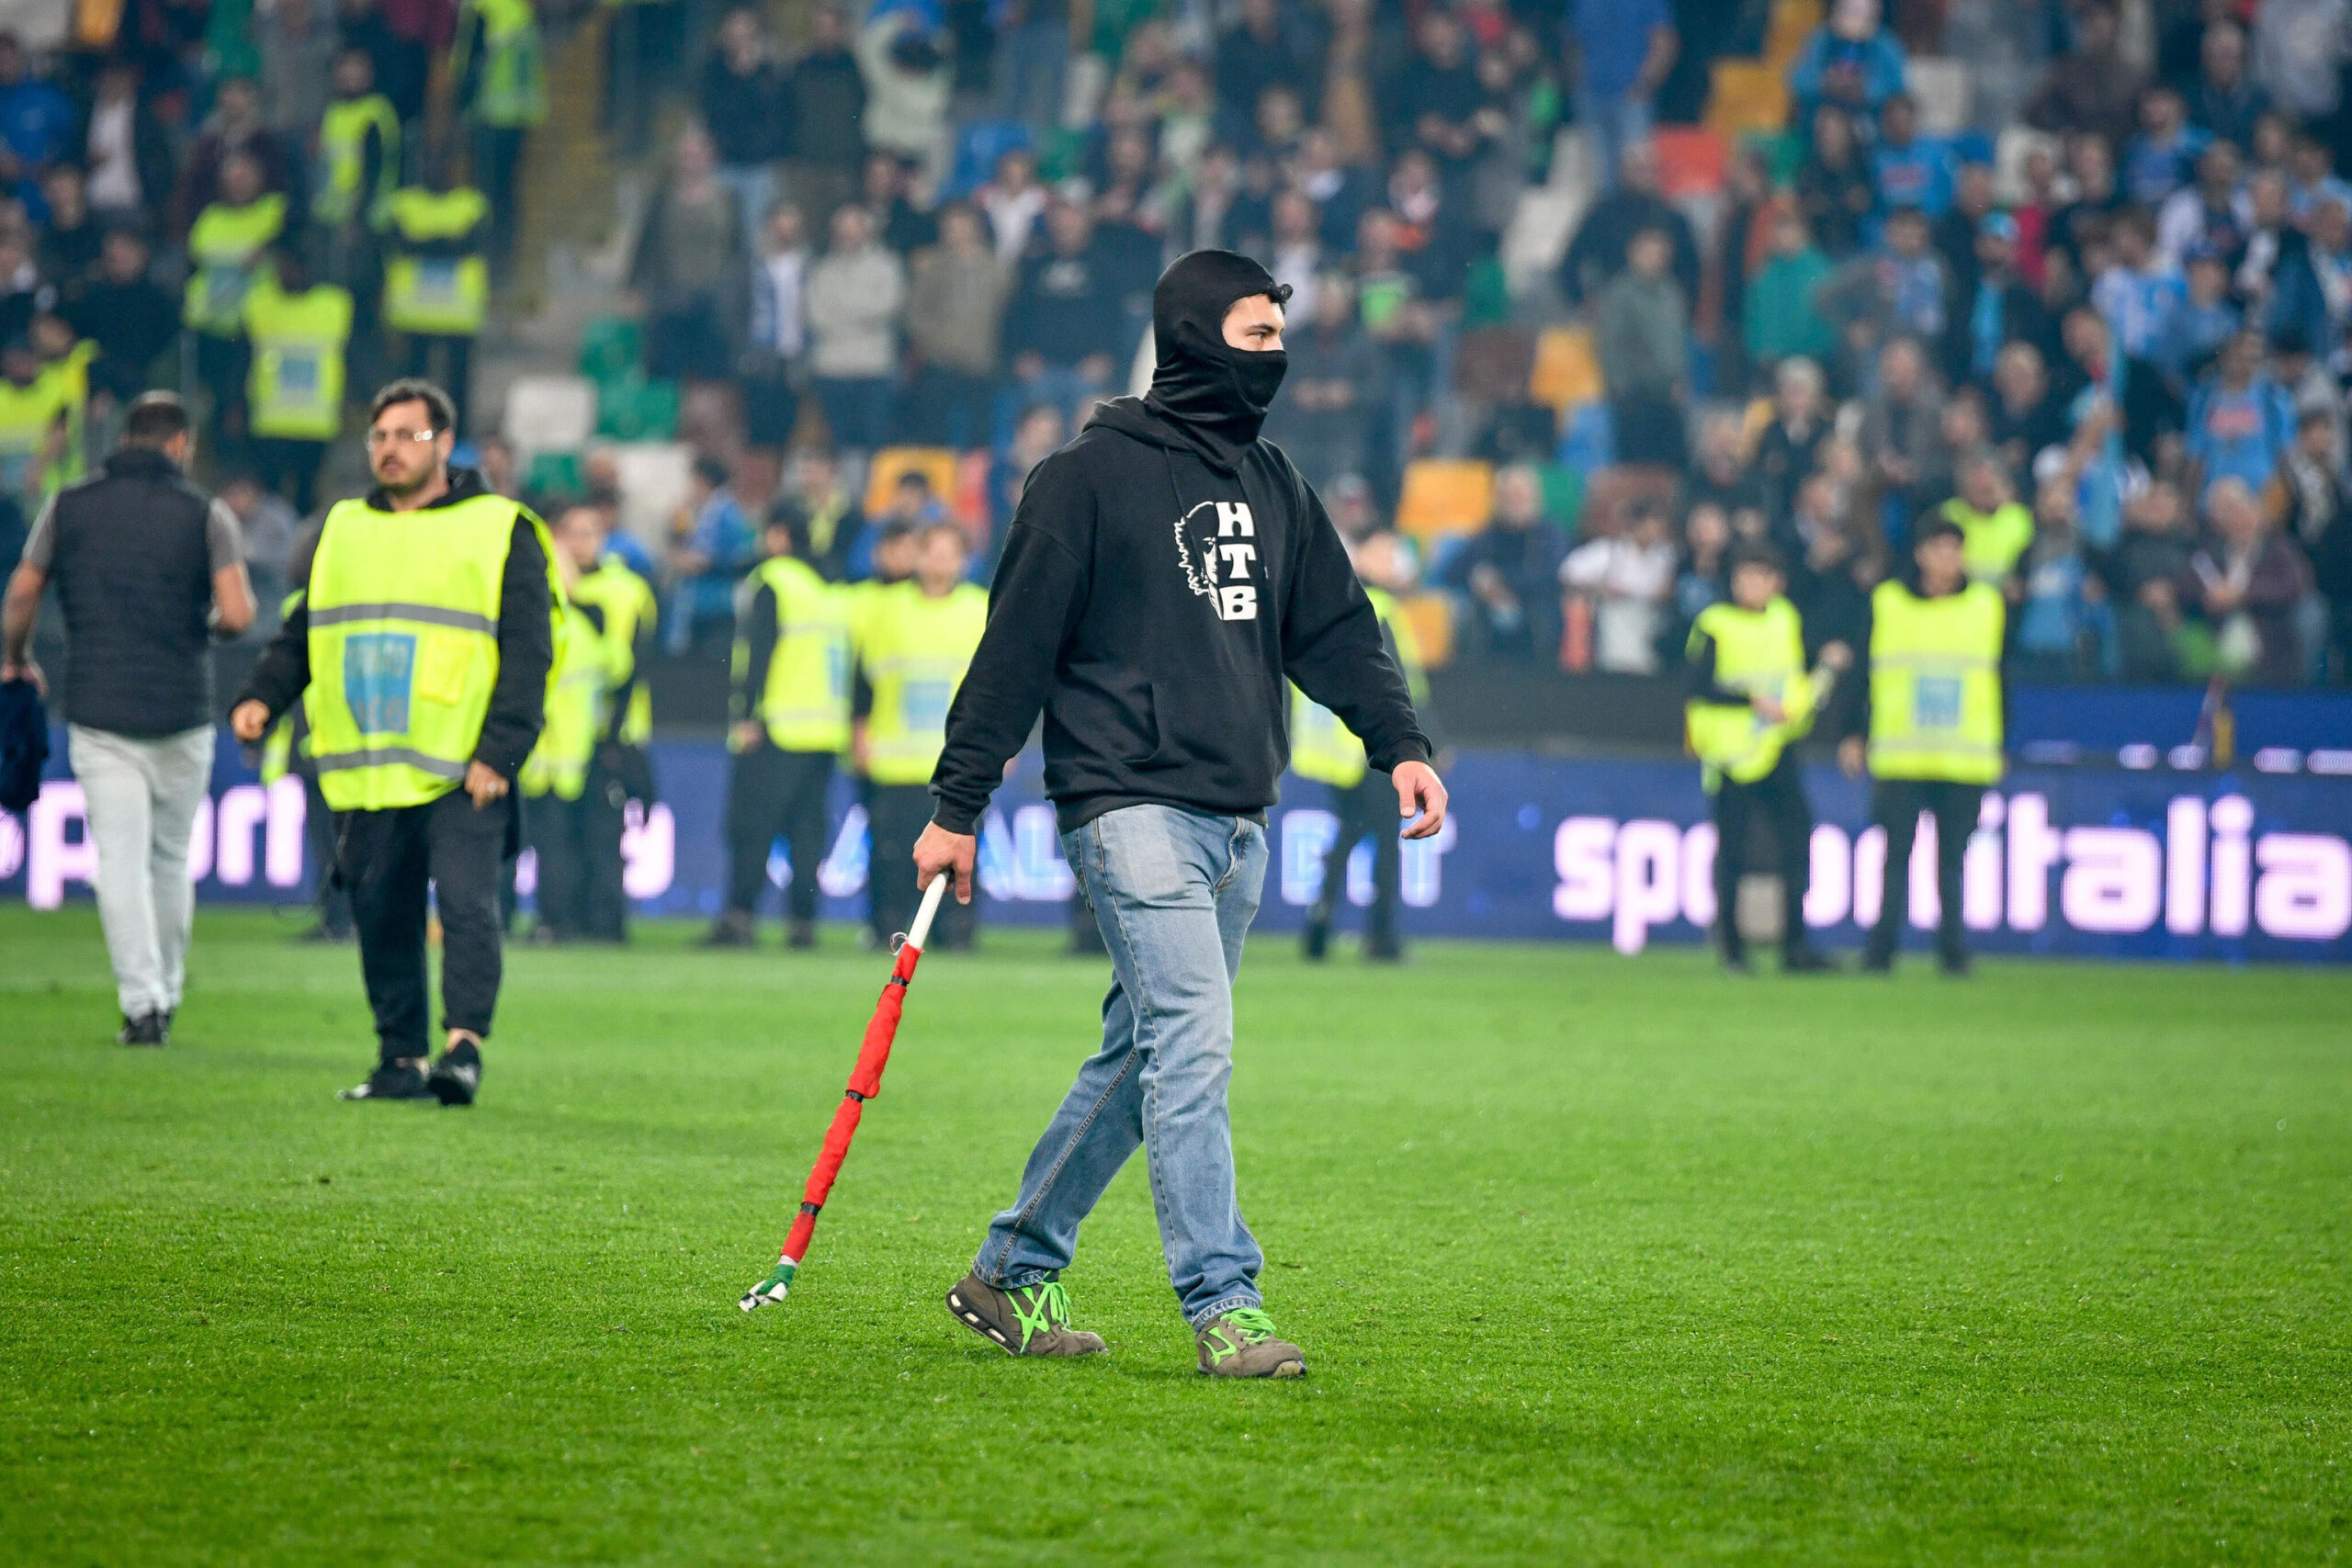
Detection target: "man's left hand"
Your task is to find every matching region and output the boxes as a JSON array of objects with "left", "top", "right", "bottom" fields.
[
  {"left": 1394, "top": 760, "right": 1449, "bottom": 841},
  {"left": 464, "top": 761, "right": 511, "bottom": 808}
]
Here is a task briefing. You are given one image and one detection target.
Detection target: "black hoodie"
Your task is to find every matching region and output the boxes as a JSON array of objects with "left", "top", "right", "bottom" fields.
[
  {"left": 931, "top": 250, "right": 1431, "bottom": 835},
  {"left": 235, "top": 468, "right": 556, "bottom": 781}
]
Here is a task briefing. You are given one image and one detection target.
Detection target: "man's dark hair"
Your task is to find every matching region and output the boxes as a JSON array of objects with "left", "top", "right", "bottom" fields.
[
  {"left": 763, "top": 505, "right": 811, "bottom": 558},
  {"left": 119, "top": 391, "right": 190, "bottom": 447},
  {"left": 693, "top": 454, "right": 732, "bottom": 489},
  {"left": 368, "top": 378, "right": 457, "bottom": 433},
  {"left": 1915, "top": 515, "right": 1965, "bottom": 549},
  {"left": 1727, "top": 540, "right": 1785, "bottom": 576}
]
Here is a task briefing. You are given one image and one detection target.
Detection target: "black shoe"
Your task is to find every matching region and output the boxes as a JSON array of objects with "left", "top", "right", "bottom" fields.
[
  {"left": 427, "top": 1040, "right": 483, "bottom": 1106},
  {"left": 340, "top": 1059, "right": 433, "bottom": 1100},
  {"left": 698, "top": 912, "right": 755, "bottom": 949},
  {"left": 1364, "top": 935, "right": 1403, "bottom": 963},
  {"left": 1939, "top": 949, "right": 1973, "bottom": 977},
  {"left": 1719, "top": 946, "right": 1751, "bottom": 975},
  {"left": 1860, "top": 949, "right": 1894, "bottom": 975},
  {"left": 1302, "top": 913, "right": 1330, "bottom": 961},
  {"left": 1781, "top": 946, "right": 1839, "bottom": 975},
  {"left": 786, "top": 919, "right": 817, "bottom": 950},
  {"left": 116, "top": 1011, "right": 166, "bottom": 1046}
]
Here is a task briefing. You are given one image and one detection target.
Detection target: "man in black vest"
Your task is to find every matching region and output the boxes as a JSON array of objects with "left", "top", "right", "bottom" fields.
[{"left": 0, "top": 393, "right": 254, "bottom": 1044}]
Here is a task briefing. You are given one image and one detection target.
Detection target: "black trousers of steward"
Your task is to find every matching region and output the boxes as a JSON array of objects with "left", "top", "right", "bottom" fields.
[{"left": 341, "top": 786, "right": 514, "bottom": 1062}]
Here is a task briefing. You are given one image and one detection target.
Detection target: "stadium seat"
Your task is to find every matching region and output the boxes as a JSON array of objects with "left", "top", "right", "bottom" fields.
[
  {"left": 1529, "top": 326, "right": 1604, "bottom": 412},
  {"left": 1707, "top": 61, "right": 1790, "bottom": 137},
  {"left": 577, "top": 315, "right": 641, "bottom": 386},
  {"left": 502, "top": 375, "right": 597, "bottom": 458},
  {"left": 864, "top": 446, "right": 961, "bottom": 516},
  {"left": 1397, "top": 592, "right": 1455, "bottom": 670},
  {"left": 951, "top": 450, "right": 991, "bottom": 538},
  {"left": 1765, "top": 0, "right": 1825, "bottom": 70},
  {"left": 1743, "top": 128, "right": 1807, "bottom": 186},
  {"left": 523, "top": 450, "right": 583, "bottom": 498},
  {"left": 1653, "top": 127, "right": 1728, "bottom": 199},
  {"left": 1906, "top": 57, "right": 1972, "bottom": 134},
  {"left": 604, "top": 441, "right": 694, "bottom": 549},
  {"left": 1538, "top": 463, "right": 1584, "bottom": 532},
  {"left": 595, "top": 376, "right": 680, "bottom": 442},
  {"left": 1396, "top": 459, "right": 1495, "bottom": 543}
]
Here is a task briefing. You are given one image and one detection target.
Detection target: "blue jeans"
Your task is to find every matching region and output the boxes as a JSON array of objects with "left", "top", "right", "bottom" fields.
[
  {"left": 974, "top": 805, "right": 1271, "bottom": 1325},
  {"left": 1582, "top": 90, "right": 1655, "bottom": 189}
]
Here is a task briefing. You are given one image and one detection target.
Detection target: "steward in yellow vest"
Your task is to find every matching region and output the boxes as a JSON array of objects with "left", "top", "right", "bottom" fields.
[
  {"left": 184, "top": 164, "right": 286, "bottom": 339},
  {"left": 229, "top": 378, "right": 557, "bottom": 1105},
  {"left": 0, "top": 337, "right": 71, "bottom": 514},
  {"left": 312, "top": 52, "right": 401, "bottom": 229},
  {"left": 551, "top": 502, "right": 655, "bottom": 941},
  {"left": 454, "top": 0, "right": 545, "bottom": 269},
  {"left": 1685, "top": 541, "right": 1849, "bottom": 974},
  {"left": 854, "top": 521, "right": 986, "bottom": 950},
  {"left": 1839, "top": 515, "right": 2006, "bottom": 976},
  {"left": 1290, "top": 539, "right": 1432, "bottom": 963},
  {"left": 242, "top": 249, "right": 354, "bottom": 513},
  {"left": 29, "top": 316, "right": 94, "bottom": 498},
  {"left": 519, "top": 513, "right": 613, "bottom": 941},
  {"left": 378, "top": 166, "right": 491, "bottom": 430},
  {"left": 1939, "top": 451, "right": 2035, "bottom": 585},
  {"left": 705, "top": 512, "right": 852, "bottom": 950}
]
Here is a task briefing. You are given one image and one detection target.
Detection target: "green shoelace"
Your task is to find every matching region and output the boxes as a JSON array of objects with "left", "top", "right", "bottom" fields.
[
  {"left": 1203, "top": 1307, "right": 1281, "bottom": 1364},
  {"left": 1009, "top": 1281, "right": 1075, "bottom": 1350}
]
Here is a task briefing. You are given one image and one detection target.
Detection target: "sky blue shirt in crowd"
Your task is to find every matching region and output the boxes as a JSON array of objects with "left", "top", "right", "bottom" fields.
[
  {"left": 2092, "top": 264, "right": 2188, "bottom": 361},
  {"left": 1871, "top": 136, "right": 1958, "bottom": 219},
  {"left": 1568, "top": 0, "right": 1669, "bottom": 99},
  {"left": 2187, "top": 375, "right": 2296, "bottom": 498}
]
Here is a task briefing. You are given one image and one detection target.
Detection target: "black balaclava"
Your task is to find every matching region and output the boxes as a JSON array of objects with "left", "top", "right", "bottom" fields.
[{"left": 1143, "top": 249, "right": 1293, "bottom": 470}]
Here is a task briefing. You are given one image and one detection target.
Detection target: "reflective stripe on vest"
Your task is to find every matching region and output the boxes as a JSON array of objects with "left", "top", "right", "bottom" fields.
[
  {"left": 856, "top": 581, "right": 987, "bottom": 784},
  {"left": 304, "top": 493, "right": 542, "bottom": 811},
  {"left": 522, "top": 600, "right": 603, "bottom": 799},
  {"left": 1867, "top": 581, "right": 2006, "bottom": 784},
  {"left": 183, "top": 197, "right": 287, "bottom": 334},
  {"left": 1290, "top": 587, "right": 1420, "bottom": 788},
  {"left": 569, "top": 557, "right": 658, "bottom": 743},
  {"left": 1684, "top": 597, "right": 1819, "bottom": 790},
  {"left": 739, "top": 554, "right": 852, "bottom": 753},
  {"left": 244, "top": 281, "right": 354, "bottom": 440},
  {"left": 380, "top": 186, "right": 492, "bottom": 335},
  {"left": 314, "top": 96, "right": 401, "bottom": 225}
]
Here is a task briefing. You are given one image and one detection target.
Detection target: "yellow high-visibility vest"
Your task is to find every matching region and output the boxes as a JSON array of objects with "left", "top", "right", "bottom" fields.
[
  {"left": 1290, "top": 587, "right": 1426, "bottom": 789},
  {"left": 1867, "top": 580, "right": 2006, "bottom": 784},
  {"left": 184, "top": 195, "right": 288, "bottom": 336},
  {"left": 734, "top": 553, "right": 852, "bottom": 753},
  {"left": 303, "top": 491, "right": 560, "bottom": 810},
  {"left": 568, "top": 555, "right": 658, "bottom": 744},
  {"left": 243, "top": 278, "right": 353, "bottom": 441},
  {"left": 1939, "top": 498, "right": 2035, "bottom": 583},
  {"left": 521, "top": 598, "right": 604, "bottom": 799},
  {"left": 855, "top": 580, "right": 987, "bottom": 784},
  {"left": 379, "top": 186, "right": 492, "bottom": 336},
  {"left": 1683, "top": 597, "right": 1826, "bottom": 791},
  {"left": 313, "top": 94, "right": 401, "bottom": 226},
  {"left": 34, "top": 340, "right": 94, "bottom": 495},
  {"left": 0, "top": 372, "right": 69, "bottom": 502},
  {"left": 455, "top": 0, "right": 548, "bottom": 128}
]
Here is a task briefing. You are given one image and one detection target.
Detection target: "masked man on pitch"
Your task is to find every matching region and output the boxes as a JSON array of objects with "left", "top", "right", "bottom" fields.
[
  {"left": 916, "top": 251, "right": 1445, "bottom": 1378},
  {"left": 230, "top": 378, "right": 556, "bottom": 1104}
]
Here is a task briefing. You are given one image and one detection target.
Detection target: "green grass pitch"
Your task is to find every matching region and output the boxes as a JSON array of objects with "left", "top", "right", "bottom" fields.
[{"left": 3, "top": 906, "right": 2347, "bottom": 1564}]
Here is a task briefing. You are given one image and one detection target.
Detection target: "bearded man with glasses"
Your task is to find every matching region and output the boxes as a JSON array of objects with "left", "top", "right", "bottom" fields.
[{"left": 232, "top": 378, "right": 559, "bottom": 1104}]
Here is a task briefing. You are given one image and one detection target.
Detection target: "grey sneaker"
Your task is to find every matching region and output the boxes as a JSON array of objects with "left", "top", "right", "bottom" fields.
[
  {"left": 1195, "top": 1308, "right": 1306, "bottom": 1378},
  {"left": 944, "top": 1273, "right": 1107, "bottom": 1357}
]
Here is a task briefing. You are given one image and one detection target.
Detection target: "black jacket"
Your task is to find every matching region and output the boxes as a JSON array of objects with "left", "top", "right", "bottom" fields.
[
  {"left": 235, "top": 469, "right": 555, "bottom": 783},
  {"left": 929, "top": 397, "right": 1430, "bottom": 834}
]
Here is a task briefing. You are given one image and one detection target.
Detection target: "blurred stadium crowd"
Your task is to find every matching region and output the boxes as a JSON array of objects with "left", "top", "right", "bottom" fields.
[{"left": 7, "top": 0, "right": 2352, "bottom": 693}]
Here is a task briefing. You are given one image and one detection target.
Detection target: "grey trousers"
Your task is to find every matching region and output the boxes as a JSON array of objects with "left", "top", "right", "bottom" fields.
[{"left": 66, "top": 723, "right": 215, "bottom": 1019}]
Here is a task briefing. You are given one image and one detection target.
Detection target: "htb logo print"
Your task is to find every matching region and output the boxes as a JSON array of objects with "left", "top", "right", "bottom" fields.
[{"left": 1174, "top": 500, "right": 1259, "bottom": 621}]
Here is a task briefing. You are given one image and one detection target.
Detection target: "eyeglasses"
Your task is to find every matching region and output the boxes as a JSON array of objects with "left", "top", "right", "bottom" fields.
[{"left": 366, "top": 428, "right": 438, "bottom": 448}]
